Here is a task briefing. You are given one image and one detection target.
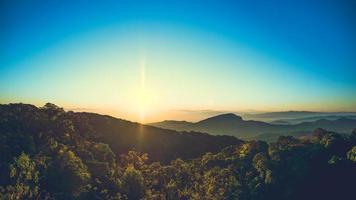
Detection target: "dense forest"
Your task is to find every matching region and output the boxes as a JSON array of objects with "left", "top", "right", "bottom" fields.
[{"left": 0, "top": 103, "right": 355, "bottom": 200}]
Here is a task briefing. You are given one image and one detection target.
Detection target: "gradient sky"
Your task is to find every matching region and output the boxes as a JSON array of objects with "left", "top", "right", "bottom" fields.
[{"left": 1, "top": 0, "right": 356, "bottom": 122}]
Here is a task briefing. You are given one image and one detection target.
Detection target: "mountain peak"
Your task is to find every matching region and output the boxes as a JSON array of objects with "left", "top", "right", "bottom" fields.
[{"left": 200, "top": 113, "right": 243, "bottom": 122}]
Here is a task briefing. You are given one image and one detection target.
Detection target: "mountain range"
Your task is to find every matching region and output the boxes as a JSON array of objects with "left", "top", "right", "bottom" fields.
[
  {"left": 149, "top": 113, "right": 356, "bottom": 141},
  {"left": 242, "top": 111, "right": 356, "bottom": 122},
  {"left": 269, "top": 115, "right": 356, "bottom": 125}
]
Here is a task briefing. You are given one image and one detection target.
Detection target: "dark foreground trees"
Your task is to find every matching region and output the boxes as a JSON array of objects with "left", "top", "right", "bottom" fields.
[{"left": 0, "top": 103, "right": 355, "bottom": 200}]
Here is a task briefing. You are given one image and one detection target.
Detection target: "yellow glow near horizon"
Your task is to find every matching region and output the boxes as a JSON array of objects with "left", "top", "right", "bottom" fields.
[
  {"left": 138, "top": 56, "right": 149, "bottom": 123},
  {"left": 2, "top": 25, "right": 355, "bottom": 124}
]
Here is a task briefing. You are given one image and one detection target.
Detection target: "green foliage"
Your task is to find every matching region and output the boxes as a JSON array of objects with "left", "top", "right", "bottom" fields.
[
  {"left": 347, "top": 146, "right": 356, "bottom": 162},
  {"left": 0, "top": 153, "right": 39, "bottom": 200},
  {"left": 121, "top": 165, "right": 145, "bottom": 200},
  {"left": 0, "top": 103, "right": 355, "bottom": 200},
  {"left": 92, "top": 143, "right": 116, "bottom": 163},
  {"left": 46, "top": 147, "right": 91, "bottom": 198},
  {"left": 203, "top": 167, "right": 240, "bottom": 200},
  {"left": 120, "top": 151, "right": 148, "bottom": 170}
]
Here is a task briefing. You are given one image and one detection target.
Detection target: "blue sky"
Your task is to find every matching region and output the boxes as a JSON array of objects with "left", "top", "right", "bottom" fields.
[{"left": 1, "top": 0, "right": 356, "bottom": 122}]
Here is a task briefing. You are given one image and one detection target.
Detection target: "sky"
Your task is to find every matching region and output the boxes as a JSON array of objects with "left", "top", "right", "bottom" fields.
[{"left": 1, "top": 0, "right": 356, "bottom": 122}]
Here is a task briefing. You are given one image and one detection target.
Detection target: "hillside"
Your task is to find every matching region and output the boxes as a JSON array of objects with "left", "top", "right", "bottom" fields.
[
  {"left": 0, "top": 103, "right": 355, "bottom": 200},
  {"left": 149, "top": 113, "right": 356, "bottom": 139},
  {"left": 146, "top": 120, "right": 194, "bottom": 130},
  {"left": 0, "top": 103, "right": 241, "bottom": 163}
]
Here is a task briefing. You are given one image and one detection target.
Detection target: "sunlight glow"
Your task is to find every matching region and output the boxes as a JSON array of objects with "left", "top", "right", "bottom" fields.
[
  {"left": 138, "top": 56, "right": 148, "bottom": 122},
  {"left": 2, "top": 0, "right": 355, "bottom": 123}
]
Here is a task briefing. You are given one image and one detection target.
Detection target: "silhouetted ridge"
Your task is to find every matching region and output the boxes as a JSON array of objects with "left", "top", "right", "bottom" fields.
[
  {"left": 0, "top": 103, "right": 242, "bottom": 164},
  {"left": 150, "top": 112, "right": 356, "bottom": 140},
  {"left": 199, "top": 113, "right": 243, "bottom": 123}
]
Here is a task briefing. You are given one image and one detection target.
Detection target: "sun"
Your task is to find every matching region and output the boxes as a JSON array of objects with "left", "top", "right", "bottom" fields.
[{"left": 129, "top": 54, "right": 160, "bottom": 123}]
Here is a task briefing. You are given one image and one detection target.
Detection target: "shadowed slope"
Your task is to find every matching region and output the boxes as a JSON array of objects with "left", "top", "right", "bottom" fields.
[{"left": 0, "top": 103, "right": 242, "bottom": 163}]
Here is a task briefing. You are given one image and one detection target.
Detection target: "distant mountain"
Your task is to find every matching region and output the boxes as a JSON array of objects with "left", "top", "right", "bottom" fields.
[
  {"left": 243, "top": 111, "right": 356, "bottom": 122},
  {"left": 243, "top": 111, "right": 325, "bottom": 120},
  {"left": 149, "top": 113, "right": 273, "bottom": 138},
  {"left": 270, "top": 115, "right": 356, "bottom": 125},
  {"left": 148, "top": 120, "right": 194, "bottom": 130},
  {"left": 149, "top": 113, "right": 356, "bottom": 139},
  {"left": 270, "top": 120, "right": 291, "bottom": 125}
]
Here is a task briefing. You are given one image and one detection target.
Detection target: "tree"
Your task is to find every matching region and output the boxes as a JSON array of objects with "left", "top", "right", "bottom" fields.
[
  {"left": 121, "top": 165, "right": 145, "bottom": 200},
  {"left": 46, "top": 147, "right": 91, "bottom": 198},
  {"left": 203, "top": 167, "right": 240, "bottom": 200},
  {"left": 119, "top": 151, "right": 148, "bottom": 170},
  {"left": 347, "top": 146, "right": 356, "bottom": 162},
  {"left": 41, "top": 103, "right": 65, "bottom": 118},
  {"left": 0, "top": 153, "right": 39, "bottom": 200}
]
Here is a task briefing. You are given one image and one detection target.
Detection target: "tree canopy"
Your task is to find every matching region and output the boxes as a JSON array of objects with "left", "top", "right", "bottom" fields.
[{"left": 0, "top": 103, "right": 355, "bottom": 200}]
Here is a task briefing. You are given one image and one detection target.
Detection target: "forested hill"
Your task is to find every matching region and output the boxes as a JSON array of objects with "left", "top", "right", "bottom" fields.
[
  {"left": 69, "top": 112, "right": 241, "bottom": 162},
  {"left": 0, "top": 103, "right": 355, "bottom": 200},
  {"left": 0, "top": 103, "right": 241, "bottom": 163}
]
